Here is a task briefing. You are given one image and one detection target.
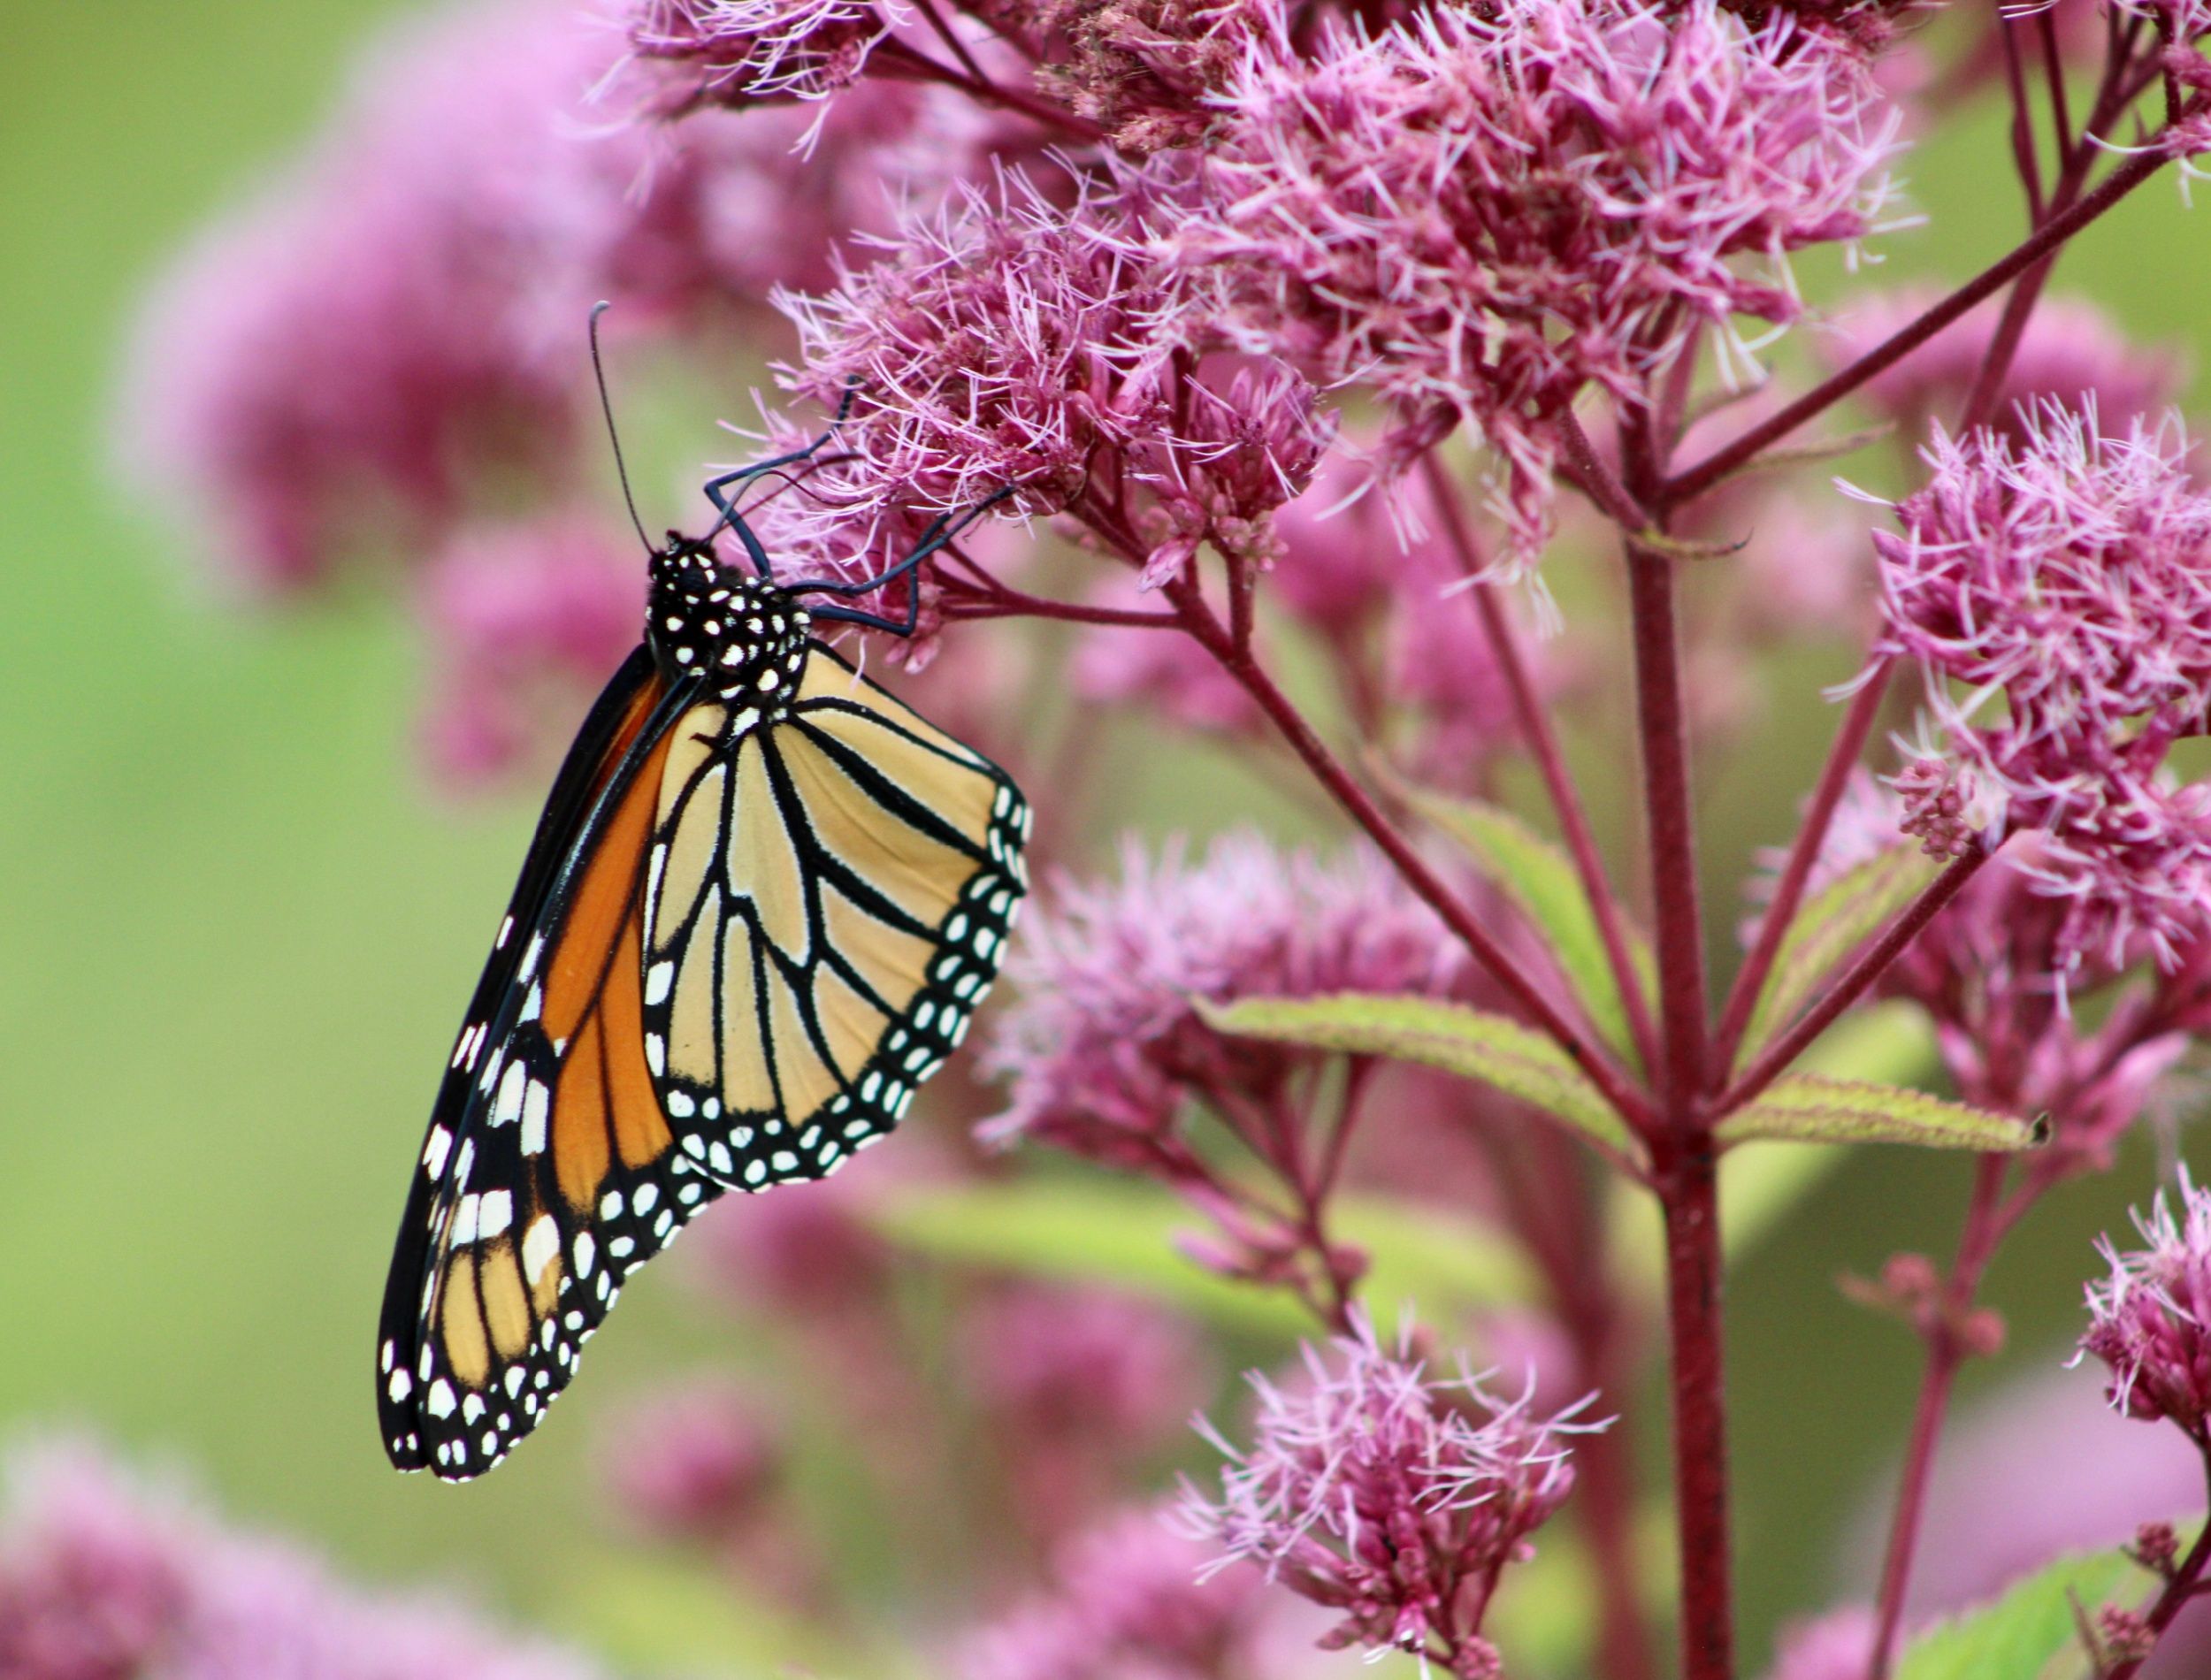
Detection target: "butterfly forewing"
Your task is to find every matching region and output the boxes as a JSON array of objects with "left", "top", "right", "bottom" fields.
[
  {"left": 641, "top": 643, "right": 1029, "bottom": 1189},
  {"left": 378, "top": 650, "right": 733, "bottom": 1479}
]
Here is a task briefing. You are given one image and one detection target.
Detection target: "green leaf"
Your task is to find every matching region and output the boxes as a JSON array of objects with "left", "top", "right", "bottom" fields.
[
  {"left": 1717, "top": 1073, "right": 2044, "bottom": 1151},
  {"left": 870, "top": 1178, "right": 1536, "bottom": 1335},
  {"left": 1199, "top": 993, "right": 1647, "bottom": 1168},
  {"left": 1895, "top": 1545, "right": 2144, "bottom": 1680},
  {"left": 1402, "top": 790, "right": 1653, "bottom": 1063},
  {"left": 1739, "top": 844, "right": 1939, "bottom": 1067}
]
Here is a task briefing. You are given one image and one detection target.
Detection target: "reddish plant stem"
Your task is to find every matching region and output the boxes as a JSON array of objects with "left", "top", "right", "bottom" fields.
[
  {"left": 1660, "top": 139, "right": 2184, "bottom": 508},
  {"left": 2107, "top": 1451, "right": 2211, "bottom": 1680},
  {"left": 1719, "top": 851, "right": 1987, "bottom": 1116},
  {"left": 1865, "top": 1153, "right": 2011, "bottom": 1680},
  {"left": 945, "top": 593, "right": 1182, "bottom": 628},
  {"left": 1999, "top": 19, "right": 2047, "bottom": 222},
  {"left": 1561, "top": 410, "right": 1652, "bottom": 528},
  {"left": 1622, "top": 523, "right": 1736, "bottom": 1679},
  {"left": 1710, "top": 661, "right": 1894, "bottom": 1076},
  {"left": 1171, "top": 582, "right": 1658, "bottom": 1132},
  {"left": 1627, "top": 546, "right": 1709, "bottom": 1113},
  {"left": 1656, "top": 1139, "right": 1734, "bottom": 1680},
  {"left": 1422, "top": 454, "right": 1662, "bottom": 1074},
  {"left": 870, "top": 37, "right": 1108, "bottom": 138},
  {"left": 904, "top": 0, "right": 990, "bottom": 86}
]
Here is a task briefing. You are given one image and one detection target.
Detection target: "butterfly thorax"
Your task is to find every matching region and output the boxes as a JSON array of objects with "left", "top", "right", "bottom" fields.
[{"left": 646, "top": 539, "right": 812, "bottom": 708}]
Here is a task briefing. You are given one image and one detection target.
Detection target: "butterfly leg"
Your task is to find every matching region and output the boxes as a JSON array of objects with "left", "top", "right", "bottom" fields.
[
  {"left": 698, "top": 385, "right": 861, "bottom": 581},
  {"left": 795, "top": 488, "right": 1017, "bottom": 638}
]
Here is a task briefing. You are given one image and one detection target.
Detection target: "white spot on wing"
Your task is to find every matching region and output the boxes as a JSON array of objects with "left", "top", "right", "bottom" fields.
[
  {"left": 492, "top": 1061, "right": 526, "bottom": 1127},
  {"left": 521, "top": 1080, "right": 549, "bottom": 1155},
  {"left": 522, "top": 1214, "right": 558, "bottom": 1283}
]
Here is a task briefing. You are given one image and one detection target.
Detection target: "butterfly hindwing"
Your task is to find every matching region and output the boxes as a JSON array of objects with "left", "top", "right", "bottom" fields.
[{"left": 640, "top": 641, "right": 1030, "bottom": 1190}]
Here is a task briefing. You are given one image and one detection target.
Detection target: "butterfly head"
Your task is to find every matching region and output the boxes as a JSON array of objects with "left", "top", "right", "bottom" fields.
[{"left": 646, "top": 537, "right": 813, "bottom": 706}]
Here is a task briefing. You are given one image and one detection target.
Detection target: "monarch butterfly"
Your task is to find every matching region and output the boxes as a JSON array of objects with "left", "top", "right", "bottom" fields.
[{"left": 376, "top": 375, "right": 1029, "bottom": 1480}]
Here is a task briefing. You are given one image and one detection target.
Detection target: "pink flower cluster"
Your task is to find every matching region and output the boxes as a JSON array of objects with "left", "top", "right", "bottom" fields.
[
  {"left": 1179, "top": 1315, "right": 1590, "bottom": 1673},
  {"left": 1172, "top": 0, "right": 1896, "bottom": 550},
  {"left": 628, "top": 0, "right": 893, "bottom": 106},
  {"left": 954, "top": 1506, "right": 1272, "bottom": 1680},
  {"left": 1873, "top": 408, "right": 2211, "bottom": 971},
  {"left": 121, "top": 0, "right": 987, "bottom": 774},
  {"left": 2081, "top": 1171, "right": 2211, "bottom": 1441},
  {"left": 779, "top": 167, "right": 1329, "bottom": 590},
  {"left": 417, "top": 515, "right": 645, "bottom": 783},
  {"left": 1779, "top": 776, "right": 2211, "bottom": 1170},
  {"left": 962, "top": 1286, "right": 1209, "bottom": 1455},
  {"left": 599, "top": 1378, "right": 782, "bottom": 1544},
  {"left": 983, "top": 830, "right": 1458, "bottom": 1157},
  {"left": 0, "top": 1442, "right": 597, "bottom": 1680}
]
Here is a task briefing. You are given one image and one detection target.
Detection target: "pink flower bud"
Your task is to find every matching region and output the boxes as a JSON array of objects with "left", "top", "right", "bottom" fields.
[
  {"left": 1177, "top": 1313, "right": 1596, "bottom": 1667},
  {"left": 2080, "top": 1171, "right": 2211, "bottom": 1438}
]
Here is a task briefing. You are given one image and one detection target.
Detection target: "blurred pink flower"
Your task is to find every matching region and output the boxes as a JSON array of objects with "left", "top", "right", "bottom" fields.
[
  {"left": 1178, "top": 1314, "right": 1591, "bottom": 1671},
  {"left": 1073, "top": 599, "right": 1260, "bottom": 734},
  {"left": 599, "top": 1378, "right": 781, "bottom": 1544},
  {"left": 1872, "top": 407, "right": 2211, "bottom": 973},
  {"left": 1733, "top": 488, "right": 1878, "bottom": 642},
  {"left": 686, "top": 1146, "right": 894, "bottom": 1317},
  {"left": 0, "top": 1441, "right": 599, "bottom": 1680},
  {"left": 963, "top": 1283, "right": 1210, "bottom": 1454},
  {"left": 1382, "top": 577, "right": 1527, "bottom": 793},
  {"left": 953, "top": 1504, "right": 1273, "bottom": 1680},
  {"left": 981, "top": 831, "right": 1458, "bottom": 1160},
  {"left": 417, "top": 515, "right": 644, "bottom": 785},
  {"left": 1174, "top": 0, "right": 1897, "bottom": 554},
  {"left": 962, "top": 1283, "right": 1214, "bottom": 1543},
  {"left": 119, "top": 1, "right": 617, "bottom": 592},
  {"left": 1762, "top": 1605, "right": 1874, "bottom": 1680},
  {"left": 1820, "top": 290, "right": 2181, "bottom": 445},
  {"left": 1266, "top": 450, "right": 1440, "bottom": 633},
  {"left": 547, "top": 78, "right": 955, "bottom": 320},
  {"left": 119, "top": 0, "right": 955, "bottom": 595},
  {"left": 2082, "top": 1171, "right": 2211, "bottom": 1439}
]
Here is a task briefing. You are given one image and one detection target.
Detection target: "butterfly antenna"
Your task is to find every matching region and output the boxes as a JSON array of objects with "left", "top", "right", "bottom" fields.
[{"left": 589, "top": 302, "right": 654, "bottom": 554}]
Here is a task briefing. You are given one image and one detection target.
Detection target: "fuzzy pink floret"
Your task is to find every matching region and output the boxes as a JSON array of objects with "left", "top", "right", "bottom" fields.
[
  {"left": 2081, "top": 1171, "right": 2211, "bottom": 1439},
  {"left": 1874, "top": 407, "right": 2211, "bottom": 971},
  {"left": 980, "top": 831, "right": 1459, "bottom": 1156},
  {"left": 1168, "top": 0, "right": 1897, "bottom": 554},
  {"left": 1177, "top": 1314, "right": 1593, "bottom": 1669}
]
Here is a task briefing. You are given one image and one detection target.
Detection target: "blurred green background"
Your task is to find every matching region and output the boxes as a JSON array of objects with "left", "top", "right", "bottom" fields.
[{"left": 4, "top": 4, "right": 2208, "bottom": 1672}]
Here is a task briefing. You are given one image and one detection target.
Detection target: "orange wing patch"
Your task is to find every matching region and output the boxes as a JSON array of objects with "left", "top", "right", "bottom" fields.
[{"left": 386, "top": 668, "right": 736, "bottom": 1481}]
